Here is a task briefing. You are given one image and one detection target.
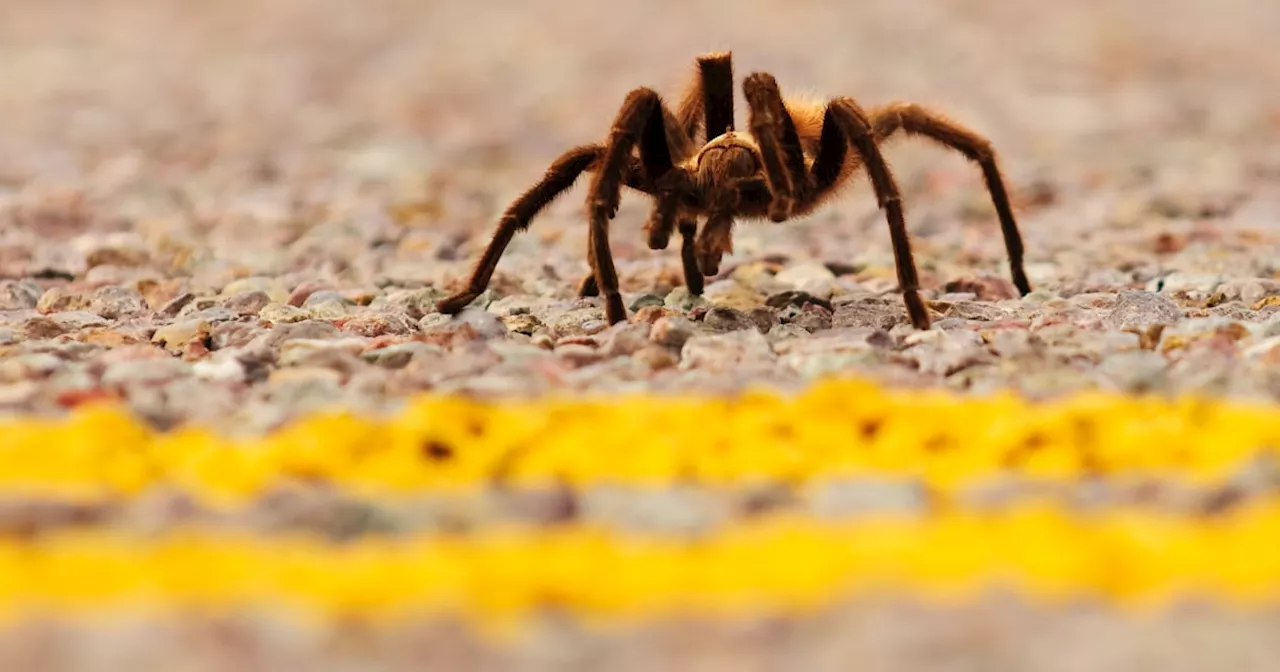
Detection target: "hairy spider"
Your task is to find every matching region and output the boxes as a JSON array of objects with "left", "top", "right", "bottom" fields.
[{"left": 437, "top": 51, "right": 1031, "bottom": 330}]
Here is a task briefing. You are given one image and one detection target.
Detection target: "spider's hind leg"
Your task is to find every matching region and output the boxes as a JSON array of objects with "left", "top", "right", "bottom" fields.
[
  {"left": 808, "top": 97, "right": 931, "bottom": 330},
  {"left": 438, "top": 145, "right": 602, "bottom": 315},
  {"left": 870, "top": 103, "right": 1031, "bottom": 296}
]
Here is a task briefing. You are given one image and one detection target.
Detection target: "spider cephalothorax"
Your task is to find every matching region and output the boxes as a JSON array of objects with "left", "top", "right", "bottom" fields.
[{"left": 438, "top": 52, "right": 1031, "bottom": 330}]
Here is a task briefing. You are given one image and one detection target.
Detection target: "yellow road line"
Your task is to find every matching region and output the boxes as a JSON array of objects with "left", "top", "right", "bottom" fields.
[
  {"left": 2, "top": 379, "right": 1278, "bottom": 504},
  {"left": 0, "top": 503, "right": 1278, "bottom": 629}
]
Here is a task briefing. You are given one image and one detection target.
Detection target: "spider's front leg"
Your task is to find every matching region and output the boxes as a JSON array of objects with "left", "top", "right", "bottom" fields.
[
  {"left": 743, "top": 73, "right": 809, "bottom": 222},
  {"left": 584, "top": 87, "right": 683, "bottom": 324}
]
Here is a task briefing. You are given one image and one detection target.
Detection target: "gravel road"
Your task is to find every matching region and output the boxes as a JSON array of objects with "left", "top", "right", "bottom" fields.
[{"left": 2, "top": 0, "right": 1280, "bottom": 669}]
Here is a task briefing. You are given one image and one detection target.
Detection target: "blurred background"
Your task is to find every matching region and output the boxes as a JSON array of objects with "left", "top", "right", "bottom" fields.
[{"left": 1, "top": 0, "right": 1279, "bottom": 291}]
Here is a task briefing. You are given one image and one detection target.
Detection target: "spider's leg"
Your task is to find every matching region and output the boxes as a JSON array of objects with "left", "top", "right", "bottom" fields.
[
  {"left": 809, "top": 98, "right": 931, "bottom": 330},
  {"left": 586, "top": 87, "right": 680, "bottom": 324},
  {"left": 438, "top": 148, "right": 650, "bottom": 314},
  {"left": 677, "top": 217, "right": 704, "bottom": 295},
  {"left": 871, "top": 103, "right": 1031, "bottom": 296},
  {"left": 582, "top": 213, "right": 701, "bottom": 299},
  {"left": 438, "top": 145, "right": 602, "bottom": 315},
  {"left": 743, "top": 72, "right": 806, "bottom": 222},
  {"left": 695, "top": 211, "right": 734, "bottom": 278},
  {"left": 675, "top": 51, "right": 736, "bottom": 142}
]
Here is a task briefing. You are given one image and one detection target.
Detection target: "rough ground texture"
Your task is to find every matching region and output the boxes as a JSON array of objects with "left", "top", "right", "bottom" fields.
[{"left": 2, "top": 0, "right": 1280, "bottom": 669}]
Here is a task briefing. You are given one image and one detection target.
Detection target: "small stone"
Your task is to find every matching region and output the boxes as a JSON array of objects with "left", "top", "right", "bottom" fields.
[
  {"left": 383, "top": 287, "right": 449, "bottom": 318},
  {"left": 942, "top": 275, "right": 1020, "bottom": 301},
  {"left": 340, "top": 311, "right": 417, "bottom": 338},
  {"left": 555, "top": 343, "right": 603, "bottom": 367},
  {"left": 0, "top": 353, "right": 65, "bottom": 382},
  {"left": 679, "top": 329, "right": 776, "bottom": 372},
  {"left": 703, "top": 306, "right": 753, "bottom": 332},
  {"left": 259, "top": 303, "right": 312, "bottom": 325},
  {"left": 774, "top": 262, "right": 838, "bottom": 300},
  {"left": 304, "top": 291, "right": 357, "bottom": 320},
  {"left": 221, "top": 277, "right": 290, "bottom": 303},
  {"left": 1098, "top": 350, "right": 1169, "bottom": 394},
  {"left": 1147, "top": 272, "right": 1221, "bottom": 295},
  {"left": 0, "top": 280, "right": 42, "bottom": 311},
  {"left": 210, "top": 321, "right": 262, "bottom": 350},
  {"left": 174, "top": 296, "right": 220, "bottom": 318},
  {"left": 550, "top": 307, "right": 606, "bottom": 339},
  {"left": 50, "top": 311, "right": 109, "bottom": 331},
  {"left": 629, "top": 294, "right": 665, "bottom": 311},
  {"left": 766, "top": 290, "right": 834, "bottom": 312},
  {"left": 157, "top": 292, "right": 196, "bottom": 317},
  {"left": 502, "top": 314, "right": 543, "bottom": 336},
  {"left": 650, "top": 316, "right": 696, "bottom": 349},
  {"left": 1103, "top": 291, "right": 1184, "bottom": 331},
  {"left": 746, "top": 307, "right": 779, "bottom": 334},
  {"left": 418, "top": 320, "right": 481, "bottom": 348},
  {"left": 634, "top": 345, "right": 678, "bottom": 369},
  {"left": 223, "top": 290, "right": 271, "bottom": 316},
  {"left": 791, "top": 304, "right": 833, "bottom": 332},
  {"left": 580, "top": 320, "right": 608, "bottom": 335},
  {"left": 192, "top": 354, "right": 247, "bottom": 383},
  {"left": 101, "top": 358, "right": 192, "bottom": 387},
  {"left": 766, "top": 323, "right": 810, "bottom": 343},
  {"left": 1237, "top": 279, "right": 1280, "bottom": 308},
  {"left": 362, "top": 342, "right": 439, "bottom": 369},
  {"left": 702, "top": 280, "right": 765, "bottom": 311},
  {"left": 530, "top": 332, "right": 555, "bottom": 349},
  {"left": 36, "top": 286, "right": 89, "bottom": 314},
  {"left": 85, "top": 245, "right": 149, "bottom": 269},
  {"left": 85, "top": 285, "right": 148, "bottom": 319},
  {"left": 288, "top": 281, "right": 335, "bottom": 307},
  {"left": 902, "top": 330, "right": 993, "bottom": 376},
  {"left": 664, "top": 286, "right": 707, "bottom": 312},
  {"left": 456, "top": 309, "right": 507, "bottom": 339},
  {"left": 600, "top": 322, "right": 651, "bottom": 357},
  {"left": 151, "top": 319, "right": 212, "bottom": 353},
  {"left": 277, "top": 338, "right": 367, "bottom": 367},
  {"left": 832, "top": 299, "right": 907, "bottom": 330}
]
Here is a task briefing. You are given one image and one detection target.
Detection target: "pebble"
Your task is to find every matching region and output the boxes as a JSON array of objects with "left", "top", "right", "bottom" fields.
[
  {"left": 702, "top": 280, "right": 765, "bottom": 311},
  {"left": 277, "top": 338, "right": 368, "bottom": 367},
  {"left": 304, "top": 292, "right": 358, "bottom": 319},
  {"left": 221, "top": 277, "right": 290, "bottom": 303},
  {"left": 703, "top": 306, "right": 754, "bottom": 332},
  {"left": 258, "top": 303, "right": 313, "bottom": 325},
  {"left": 679, "top": 329, "right": 776, "bottom": 372},
  {"left": 664, "top": 286, "right": 707, "bottom": 312},
  {"left": 37, "top": 286, "right": 89, "bottom": 314},
  {"left": 502, "top": 313, "right": 543, "bottom": 336},
  {"left": 362, "top": 342, "right": 438, "bottom": 369},
  {"left": 774, "top": 262, "right": 837, "bottom": 300},
  {"left": 0, "top": 280, "right": 42, "bottom": 311},
  {"left": 650, "top": 316, "right": 696, "bottom": 349},
  {"left": 1103, "top": 291, "right": 1185, "bottom": 331},
  {"left": 223, "top": 290, "right": 272, "bottom": 316},
  {"left": 340, "top": 311, "right": 418, "bottom": 337},
  {"left": 151, "top": 319, "right": 212, "bottom": 354}
]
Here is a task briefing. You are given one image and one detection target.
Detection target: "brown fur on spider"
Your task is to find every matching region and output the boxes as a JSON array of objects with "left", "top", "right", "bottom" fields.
[{"left": 437, "top": 51, "right": 1031, "bottom": 330}]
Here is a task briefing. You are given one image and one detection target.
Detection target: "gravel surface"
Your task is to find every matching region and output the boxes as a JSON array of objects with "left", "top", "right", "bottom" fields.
[
  {"left": 4, "top": 0, "right": 1280, "bottom": 668},
  {"left": 2, "top": 0, "right": 1280, "bottom": 433}
]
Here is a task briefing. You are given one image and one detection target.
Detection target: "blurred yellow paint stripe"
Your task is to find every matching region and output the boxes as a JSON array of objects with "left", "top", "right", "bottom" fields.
[
  {"left": 2, "top": 379, "right": 1279, "bottom": 504},
  {"left": 1, "top": 503, "right": 1279, "bottom": 628}
]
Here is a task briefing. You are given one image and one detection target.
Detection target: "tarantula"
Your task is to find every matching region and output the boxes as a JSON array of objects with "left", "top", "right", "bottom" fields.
[{"left": 437, "top": 51, "right": 1031, "bottom": 330}]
